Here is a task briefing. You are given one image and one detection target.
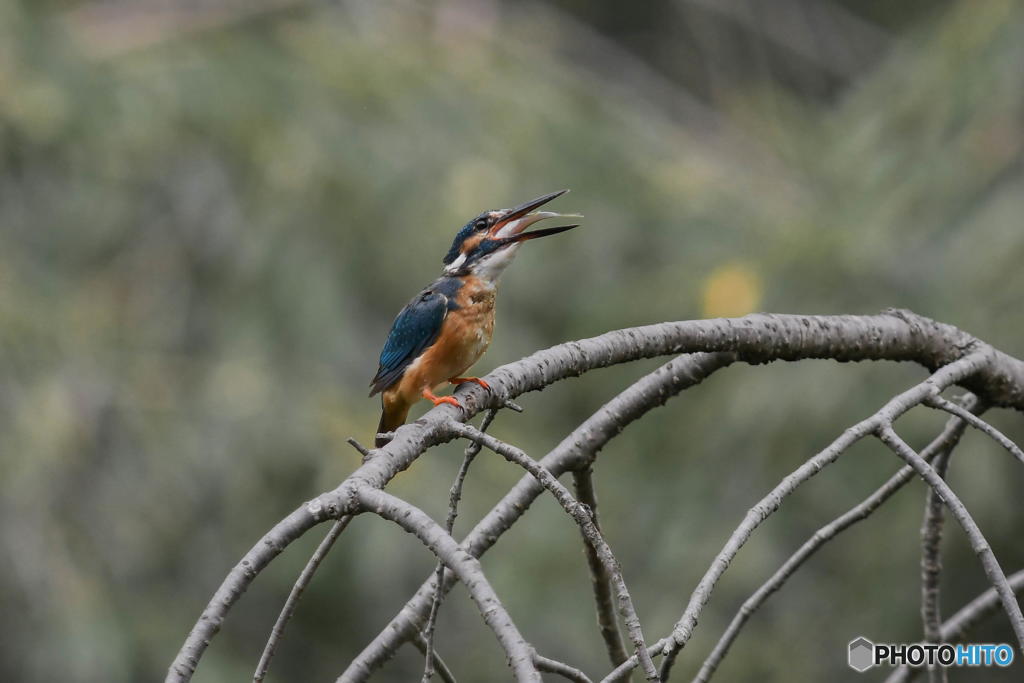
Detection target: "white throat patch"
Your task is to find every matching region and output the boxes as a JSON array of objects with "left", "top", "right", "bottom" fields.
[{"left": 471, "top": 244, "right": 519, "bottom": 283}]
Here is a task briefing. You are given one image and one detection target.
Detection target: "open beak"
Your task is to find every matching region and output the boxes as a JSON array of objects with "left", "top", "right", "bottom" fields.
[
  {"left": 490, "top": 189, "right": 569, "bottom": 236},
  {"left": 493, "top": 222, "right": 580, "bottom": 245},
  {"left": 489, "top": 189, "right": 582, "bottom": 243}
]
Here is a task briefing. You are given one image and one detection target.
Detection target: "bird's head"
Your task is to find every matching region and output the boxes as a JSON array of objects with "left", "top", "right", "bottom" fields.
[{"left": 442, "top": 189, "right": 580, "bottom": 283}]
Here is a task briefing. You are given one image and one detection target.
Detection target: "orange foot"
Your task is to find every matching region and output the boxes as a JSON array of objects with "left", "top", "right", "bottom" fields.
[
  {"left": 422, "top": 387, "right": 462, "bottom": 409},
  {"left": 448, "top": 376, "right": 491, "bottom": 390}
]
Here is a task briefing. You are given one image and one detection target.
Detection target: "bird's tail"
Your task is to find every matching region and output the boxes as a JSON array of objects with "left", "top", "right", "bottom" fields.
[{"left": 376, "top": 397, "right": 411, "bottom": 448}]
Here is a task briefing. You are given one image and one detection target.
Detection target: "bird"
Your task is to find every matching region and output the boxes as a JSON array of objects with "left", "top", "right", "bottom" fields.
[{"left": 369, "top": 189, "right": 580, "bottom": 447}]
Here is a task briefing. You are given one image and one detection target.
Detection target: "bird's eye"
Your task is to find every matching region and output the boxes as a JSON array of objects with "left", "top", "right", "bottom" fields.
[{"left": 474, "top": 219, "right": 488, "bottom": 231}]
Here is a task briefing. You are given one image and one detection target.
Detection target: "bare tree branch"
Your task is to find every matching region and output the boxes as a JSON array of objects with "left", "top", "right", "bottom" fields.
[
  {"left": 411, "top": 634, "right": 457, "bottom": 683},
  {"left": 919, "top": 442, "right": 952, "bottom": 683},
  {"left": 603, "top": 642, "right": 668, "bottom": 683},
  {"left": 170, "top": 312, "right": 1024, "bottom": 682},
  {"left": 449, "top": 422, "right": 659, "bottom": 680},
  {"left": 692, "top": 395, "right": 982, "bottom": 683},
  {"left": 422, "top": 409, "right": 498, "bottom": 682},
  {"left": 876, "top": 427, "right": 1024, "bottom": 649},
  {"left": 355, "top": 486, "right": 541, "bottom": 681},
  {"left": 253, "top": 515, "right": 354, "bottom": 682},
  {"left": 340, "top": 352, "right": 733, "bottom": 681},
  {"left": 924, "top": 395, "right": 1024, "bottom": 465},
  {"left": 169, "top": 502, "right": 329, "bottom": 682},
  {"left": 573, "top": 467, "right": 630, "bottom": 673},
  {"left": 657, "top": 351, "right": 988, "bottom": 680},
  {"left": 502, "top": 398, "right": 525, "bottom": 412},
  {"left": 534, "top": 651, "right": 595, "bottom": 683},
  {"left": 347, "top": 437, "right": 373, "bottom": 462}
]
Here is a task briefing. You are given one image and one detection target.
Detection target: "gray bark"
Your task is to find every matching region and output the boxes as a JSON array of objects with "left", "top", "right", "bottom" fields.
[{"left": 166, "top": 312, "right": 1024, "bottom": 683}]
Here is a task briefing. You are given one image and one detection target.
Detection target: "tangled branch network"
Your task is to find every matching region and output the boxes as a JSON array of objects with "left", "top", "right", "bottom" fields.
[{"left": 167, "top": 311, "right": 1024, "bottom": 682}]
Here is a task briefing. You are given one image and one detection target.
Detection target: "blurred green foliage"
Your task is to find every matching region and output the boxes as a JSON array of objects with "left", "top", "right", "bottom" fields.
[{"left": 1, "top": 1, "right": 1022, "bottom": 681}]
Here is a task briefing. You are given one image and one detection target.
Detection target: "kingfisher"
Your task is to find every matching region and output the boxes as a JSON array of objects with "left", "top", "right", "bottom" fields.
[{"left": 370, "top": 189, "right": 580, "bottom": 447}]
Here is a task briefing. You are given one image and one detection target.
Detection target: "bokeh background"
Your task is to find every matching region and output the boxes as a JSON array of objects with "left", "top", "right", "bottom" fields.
[{"left": 2, "top": 0, "right": 1023, "bottom": 680}]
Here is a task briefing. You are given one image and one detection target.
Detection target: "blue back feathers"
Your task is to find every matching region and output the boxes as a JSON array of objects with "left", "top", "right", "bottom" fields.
[{"left": 369, "top": 277, "right": 464, "bottom": 395}]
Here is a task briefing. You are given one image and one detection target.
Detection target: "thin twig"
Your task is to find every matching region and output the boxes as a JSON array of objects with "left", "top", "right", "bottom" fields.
[
  {"left": 170, "top": 501, "right": 333, "bottom": 683},
  {"left": 411, "top": 634, "right": 457, "bottom": 683},
  {"left": 253, "top": 515, "right": 354, "bottom": 682},
  {"left": 925, "top": 395, "right": 1024, "bottom": 465},
  {"left": 534, "top": 651, "right": 595, "bottom": 683},
  {"left": 603, "top": 641, "right": 668, "bottom": 683},
  {"left": 919, "top": 441, "right": 952, "bottom": 683},
  {"left": 691, "top": 395, "right": 982, "bottom": 683},
  {"left": 347, "top": 437, "right": 373, "bottom": 462},
  {"left": 356, "top": 486, "right": 541, "bottom": 681},
  {"left": 573, "top": 467, "right": 630, "bottom": 673},
  {"left": 876, "top": 426, "right": 1024, "bottom": 649},
  {"left": 503, "top": 399, "right": 524, "bottom": 412},
  {"left": 422, "top": 409, "right": 498, "bottom": 682},
  {"left": 656, "top": 352, "right": 988, "bottom": 681},
  {"left": 450, "top": 422, "right": 660, "bottom": 681}
]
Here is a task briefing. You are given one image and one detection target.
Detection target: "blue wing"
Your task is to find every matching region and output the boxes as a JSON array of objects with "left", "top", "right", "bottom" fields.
[{"left": 369, "top": 289, "right": 449, "bottom": 396}]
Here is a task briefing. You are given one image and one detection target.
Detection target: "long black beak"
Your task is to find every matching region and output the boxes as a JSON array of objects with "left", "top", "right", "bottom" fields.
[{"left": 489, "top": 189, "right": 570, "bottom": 235}]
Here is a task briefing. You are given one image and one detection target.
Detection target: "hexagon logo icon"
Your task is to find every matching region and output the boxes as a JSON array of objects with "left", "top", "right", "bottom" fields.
[{"left": 848, "top": 637, "right": 875, "bottom": 672}]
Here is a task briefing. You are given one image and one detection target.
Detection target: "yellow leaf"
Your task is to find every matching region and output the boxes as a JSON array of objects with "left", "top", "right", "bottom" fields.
[{"left": 701, "top": 262, "right": 762, "bottom": 318}]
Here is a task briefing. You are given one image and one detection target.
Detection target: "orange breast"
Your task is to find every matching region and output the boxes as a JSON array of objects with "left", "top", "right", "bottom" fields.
[
  {"left": 427, "top": 277, "right": 495, "bottom": 385},
  {"left": 386, "top": 277, "right": 496, "bottom": 406}
]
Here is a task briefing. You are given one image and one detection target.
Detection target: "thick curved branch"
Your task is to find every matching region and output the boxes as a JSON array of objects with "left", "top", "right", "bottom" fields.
[
  {"left": 475, "top": 312, "right": 1024, "bottom": 412},
  {"left": 340, "top": 352, "right": 734, "bottom": 681},
  {"left": 355, "top": 486, "right": 541, "bottom": 681},
  {"left": 449, "top": 422, "right": 659, "bottom": 680},
  {"left": 656, "top": 352, "right": 987, "bottom": 680},
  {"left": 573, "top": 467, "right": 630, "bottom": 672},
  {"left": 692, "top": 396, "right": 981, "bottom": 683},
  {"left": 172, "top": 312, "right": 1024, "bottom": 681},
  {"left": 876, "top": 427, "right": 1024, "bottom": 649}
]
